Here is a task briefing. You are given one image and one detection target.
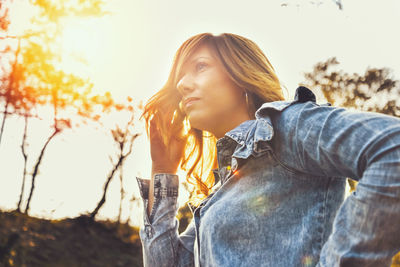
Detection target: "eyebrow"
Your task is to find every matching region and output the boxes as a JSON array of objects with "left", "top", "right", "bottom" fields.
[
  {"left": 178, "top": 56, "right": 214, "bottom": 80},
  {"left": 189, "top": 56, "right": 213, "bottom": 63},
  {"left": 182, "top": 56, "right": 213, "bottom": 69}
]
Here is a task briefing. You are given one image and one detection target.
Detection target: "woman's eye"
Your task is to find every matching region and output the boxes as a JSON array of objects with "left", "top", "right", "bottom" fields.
[{"left": 196, "top": 62, "right": 207, "bottom": 72}]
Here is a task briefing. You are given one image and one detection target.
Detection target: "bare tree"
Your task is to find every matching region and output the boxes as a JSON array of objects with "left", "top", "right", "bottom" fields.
[
  {"left": 117, "top": 166, "right": 125, "bottom": 224},
  {"left": 126, "top": 194, "right": 138, "bottom": 226},
  {"left": 90, "top": 111, "right": 140, "bottom": 220},
  {"left": 0, "top": 0, "right": 111, "bottom": 214},
  {"left": 302, "top": 57, "right": 399, "bottom": 116},
  {"left": 280, "top": 0, "right": 343, "bottom": 10},
  {"left": 16, "top": 113, "right": 28, "bottom": 212},
  {"left": 0, "top": 0, "right": 11, "bottom": 32},
  {"left": 0, "top": 37, "right": 23, "bottom": 146}
]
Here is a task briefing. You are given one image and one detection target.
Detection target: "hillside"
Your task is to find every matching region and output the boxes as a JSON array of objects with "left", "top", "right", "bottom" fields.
[
  {"left": 1, "top": 209, "right": 399, "bottom": 266},
  {"left": 0, "top": 210, "right": 143, "bottom": 267}
]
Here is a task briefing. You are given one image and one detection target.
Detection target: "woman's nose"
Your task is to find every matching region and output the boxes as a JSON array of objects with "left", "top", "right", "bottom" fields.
[{"left": 176, "top": 74, "right": 194, "bottom": 96}]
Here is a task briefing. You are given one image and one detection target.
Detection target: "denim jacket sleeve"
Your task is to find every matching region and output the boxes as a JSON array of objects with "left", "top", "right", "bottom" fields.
[
  {"left": 136, "top": 173, "right": 195, "bottom": 267},
  {"left": 263, "top": 101, "right": 400, "bottom": 266}
]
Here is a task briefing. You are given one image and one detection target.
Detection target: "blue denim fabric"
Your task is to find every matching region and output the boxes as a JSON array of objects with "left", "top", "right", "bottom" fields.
[{"left": 136, "top": 86, "right": 400, "bottom": 267}]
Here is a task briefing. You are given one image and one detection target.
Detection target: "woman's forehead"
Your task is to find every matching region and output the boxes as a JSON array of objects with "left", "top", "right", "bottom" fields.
[
  {"left": 182, "top": 45, "right": 216, "bottom": 67},
  {"left": 174, "top": 43, "right": 219, "bottom": 83},
  {"left": 190, "top": 45, "right": 213, "bottom": 57}
]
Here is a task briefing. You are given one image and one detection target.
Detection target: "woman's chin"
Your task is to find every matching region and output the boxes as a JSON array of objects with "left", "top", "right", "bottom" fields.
[{"left": 188, "top": 115, "right": 208, "bottom": 132}]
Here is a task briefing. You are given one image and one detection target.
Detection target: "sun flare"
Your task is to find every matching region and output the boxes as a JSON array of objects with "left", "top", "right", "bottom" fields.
[{"left": 57, "top": 17, "right": 107, "bottom": 77}]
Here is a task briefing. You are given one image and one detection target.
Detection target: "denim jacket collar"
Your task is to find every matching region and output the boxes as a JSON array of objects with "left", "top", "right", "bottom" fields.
[{"left": 220, "top": 86, "right": 317, "bottom": 160}]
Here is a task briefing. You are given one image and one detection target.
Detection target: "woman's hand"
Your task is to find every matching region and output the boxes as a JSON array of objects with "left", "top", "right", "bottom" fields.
[
  {"left": 147, "top": 116, "right": 188, "bottom": 215},
  {"left": 149, "top": 117, "right": 188, "bottom": 174}
]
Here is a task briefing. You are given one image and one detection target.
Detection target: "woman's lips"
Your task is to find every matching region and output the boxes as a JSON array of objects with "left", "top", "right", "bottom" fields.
[{"left": 184, "top": 98, "right": 200, "bottom": 108}]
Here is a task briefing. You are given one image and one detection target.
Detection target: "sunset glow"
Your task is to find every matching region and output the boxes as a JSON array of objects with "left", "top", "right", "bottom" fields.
[
  {"left": 57, "top": 17, "right": 109, "bottom": 79},
  {"left": 60, "top": 20, "right": 98, "bottom": 72},
  {"left": 1, "top": 0, "right": 399, "bottom": 228}
]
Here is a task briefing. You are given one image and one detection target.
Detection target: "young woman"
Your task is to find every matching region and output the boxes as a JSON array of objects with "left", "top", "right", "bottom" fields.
[{"left": 136, "top": 32, "right": 400, "bottom": 267}]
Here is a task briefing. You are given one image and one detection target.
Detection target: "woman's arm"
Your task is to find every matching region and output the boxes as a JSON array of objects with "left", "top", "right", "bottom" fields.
[
  {"left": 138, "top": 114, "right": 192, "bottom": 266},
  {"left": 136, "top": 173, "right": 195, "bottom": 267},
  {"left": 268, "top": 101, "right": 400, "bottom": 266}
]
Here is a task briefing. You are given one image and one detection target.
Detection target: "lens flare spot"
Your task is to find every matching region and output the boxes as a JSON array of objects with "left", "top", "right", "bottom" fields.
[
  {"left": 247, "top": 194, "right": 271, "bottom": 216},
  {"left": 301, "top": 255, "right": 314, "bottom": 266}
]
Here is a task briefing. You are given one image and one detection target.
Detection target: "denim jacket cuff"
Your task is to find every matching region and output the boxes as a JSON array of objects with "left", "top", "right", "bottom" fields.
[
  {"left": 136, "top": 173, "right": 179, "bottom": 239},
  {"left": 136, "top": 173, "right": 179, "bottom": 199}
]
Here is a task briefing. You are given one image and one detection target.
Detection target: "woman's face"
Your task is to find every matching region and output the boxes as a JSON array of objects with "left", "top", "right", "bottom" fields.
[{"left": 176, "top": 44, "right": 251, "bottom": 139}]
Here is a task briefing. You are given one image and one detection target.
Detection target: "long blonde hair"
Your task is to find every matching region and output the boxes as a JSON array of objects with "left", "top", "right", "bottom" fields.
[{"left": 140, "top": 32, "right": 285, "bottom": 206}]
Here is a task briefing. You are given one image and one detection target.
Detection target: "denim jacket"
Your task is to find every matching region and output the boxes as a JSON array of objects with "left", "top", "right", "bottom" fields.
[{"left": 136, "top": 86, "right": 400, "bottom": 267}]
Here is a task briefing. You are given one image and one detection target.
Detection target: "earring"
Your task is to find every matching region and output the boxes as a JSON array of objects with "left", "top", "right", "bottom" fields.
[{"left": 245, "top": 91, "right": 249, "bottom": 108}]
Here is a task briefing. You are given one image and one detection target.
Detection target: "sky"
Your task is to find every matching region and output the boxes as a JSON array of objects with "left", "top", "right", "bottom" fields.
[{"left": 1, "top": 0, "right": 399, "bottom": 227}]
